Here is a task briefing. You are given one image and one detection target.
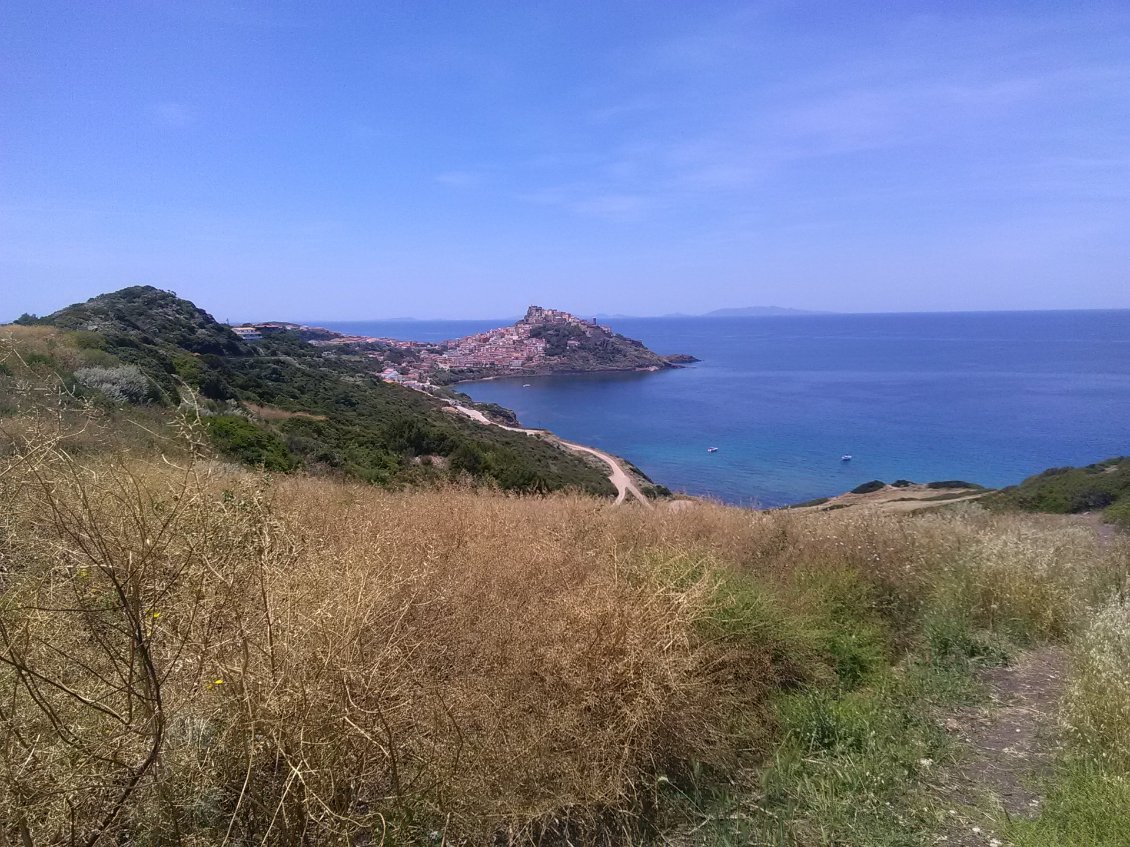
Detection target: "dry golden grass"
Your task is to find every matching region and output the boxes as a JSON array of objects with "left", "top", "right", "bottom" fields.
[
  {"left": 1, "top": 417, "right": 1126, "bottom": 845},
  {"left": 0, "top": 324, "right": 101, "bottom": 376}
]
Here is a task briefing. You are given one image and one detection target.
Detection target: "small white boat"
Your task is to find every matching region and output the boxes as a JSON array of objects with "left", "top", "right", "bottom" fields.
[
  {"left": 522, "top": 383, "right": 531, "bottom": 387},
  {"left": 841, "top": 454, "right": 853, "bottom": 462},
  {"left": 707, "top": 447, "right": 719, "bottom": 453}
]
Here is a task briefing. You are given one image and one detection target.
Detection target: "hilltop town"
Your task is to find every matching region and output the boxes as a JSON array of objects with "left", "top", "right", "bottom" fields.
[{"left": 232, "top": 306, "right": 695, "bottom": 387}]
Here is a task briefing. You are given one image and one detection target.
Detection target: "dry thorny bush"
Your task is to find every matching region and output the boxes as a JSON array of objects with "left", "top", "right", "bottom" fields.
[{"left": 1, "top": 409, "right": 1126, "bottom": 846}]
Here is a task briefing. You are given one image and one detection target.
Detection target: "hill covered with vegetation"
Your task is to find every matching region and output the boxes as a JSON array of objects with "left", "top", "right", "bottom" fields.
[
  {"left": 985, "top": 456, "right": 1130, "bottom": 528},
  {"left": 6, "top": 287, "right": 614, "bottom": 495}
]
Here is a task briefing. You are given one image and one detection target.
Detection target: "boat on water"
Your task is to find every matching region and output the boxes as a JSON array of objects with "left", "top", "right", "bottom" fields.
[
  {"left": 841, "top": 454, "right": 853, "bottom": 462},
  {"left": 707, "top": 447, "right": 719, "bottom": 453},
  {"left": 522, "top": 384, "right": 531, "bottom": 387}
]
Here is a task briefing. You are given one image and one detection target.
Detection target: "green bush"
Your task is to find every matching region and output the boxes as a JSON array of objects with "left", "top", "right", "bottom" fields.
[
  {"left": 71, "top": 330, "right": 106, "bottom": 350},
  {"left": 801, "top": 569, "right": 892, "bottom": 688},
  {"left": 205, "top": 415, "right": 297, "bottom": 472},
  {"left": 850, "top": 479, "right": 885, "bottom": 494},
  {"left": 23, "top": 351, "right": 55, "bottom": 368},
  {"left": 1104, "top": 499, "right": 1130, "bottom": 530}
]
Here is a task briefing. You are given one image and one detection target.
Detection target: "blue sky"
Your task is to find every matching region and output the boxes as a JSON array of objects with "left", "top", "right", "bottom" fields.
[{"left": 3, "top": 1, "right": 1128, "bottom": 320}]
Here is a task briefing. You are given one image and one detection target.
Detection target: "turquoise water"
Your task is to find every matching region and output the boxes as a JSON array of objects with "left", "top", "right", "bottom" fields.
[{"left": 319, "top": 312, "right": 1130, "bottom": 506}]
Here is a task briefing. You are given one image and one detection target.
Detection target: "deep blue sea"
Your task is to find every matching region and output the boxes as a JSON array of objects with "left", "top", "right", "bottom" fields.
[{"left": 318, "top": 312, "right": 1130, "bottom": 507}]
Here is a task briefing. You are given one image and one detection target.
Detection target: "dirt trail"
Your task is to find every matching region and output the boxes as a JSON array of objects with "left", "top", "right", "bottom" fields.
[
  {"left": 557, "top": 441, "right": 651, "bottom": 507},
  {"left": 940, "top": 647, "right": 1068, "bottom": 845},
  {"left": 447, "top": 403, "right": 652, "bottom": 508}
]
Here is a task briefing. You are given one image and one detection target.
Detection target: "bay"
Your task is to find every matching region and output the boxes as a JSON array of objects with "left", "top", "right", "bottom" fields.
[{"left": 319, "top": 311, "right": 1130, "bottom": 507}]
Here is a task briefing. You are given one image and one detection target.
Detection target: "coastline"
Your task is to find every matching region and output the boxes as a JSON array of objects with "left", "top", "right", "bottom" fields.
[{"left": 446, "top": 362, "right": 683, "bottom": 387}]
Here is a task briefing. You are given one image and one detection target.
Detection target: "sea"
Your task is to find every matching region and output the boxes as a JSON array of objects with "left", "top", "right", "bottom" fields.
[{"left": 317, "top": 311, "right": 1130, "bottom": 507}]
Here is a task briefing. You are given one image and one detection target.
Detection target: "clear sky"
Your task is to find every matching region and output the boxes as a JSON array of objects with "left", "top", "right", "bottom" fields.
[{"left": 3, "top": 1, "right": 1128, "bottom": 320}]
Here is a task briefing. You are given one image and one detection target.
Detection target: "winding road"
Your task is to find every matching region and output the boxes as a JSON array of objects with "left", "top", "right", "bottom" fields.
[{"left": 449, "top": 403, "right": 652, "bottom": 508}]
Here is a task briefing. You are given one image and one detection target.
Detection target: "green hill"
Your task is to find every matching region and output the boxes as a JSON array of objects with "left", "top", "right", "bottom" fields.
[
  {"left": 8, "top": 287, "right": 614, "bottom": 495},
  {"left": 43, "top": 284, "right": 248, "bottom": 356}
]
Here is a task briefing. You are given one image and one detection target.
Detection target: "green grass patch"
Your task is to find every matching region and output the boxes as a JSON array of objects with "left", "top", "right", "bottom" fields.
[
  {"left": 921, "top": 607, "right": 1012, "bottom": 667},
  {"left": 654, "top": 560, "right": 988, "bottom": 846},
  {"left": 675, "top": 658, "right": 978, "bottom": 846},
  {"left": 1008, "top": 760, "right": 1130, "bottom": 847}
]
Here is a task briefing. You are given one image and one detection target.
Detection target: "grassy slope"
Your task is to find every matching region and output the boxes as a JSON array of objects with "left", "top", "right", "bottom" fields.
[
  {"left": 2, "top": 398, "right": 1128, "bottom": 844},
  {"left": 8, "top": 287, "right": 613, "bottom": 496},
  {"left": 984, "top": 456, "right": 1130, "bottom": 528}
]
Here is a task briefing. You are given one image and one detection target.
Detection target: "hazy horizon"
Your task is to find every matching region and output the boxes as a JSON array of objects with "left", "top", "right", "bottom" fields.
[
  {"left": 9, "top": 287, "right": 1130, "bottom": 327},
  {"left": 302, "top": 305, "right": 1130, "bottom": 325},
  {"left": 3, "top": 2, "right": 1128, "bottom": 319}
]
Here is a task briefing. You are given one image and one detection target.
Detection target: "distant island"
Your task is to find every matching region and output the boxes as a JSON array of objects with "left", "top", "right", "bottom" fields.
[
  {"left": 701, "top": 306, "right": 827, "bottom": 317},
  {"left": 245, "top": 306, "right": 698, "bottom": 387}
]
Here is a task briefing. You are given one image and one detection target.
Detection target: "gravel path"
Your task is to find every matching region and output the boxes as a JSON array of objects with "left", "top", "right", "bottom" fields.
[{"left": 939, "top": 647, "right": 1069, "bottom": 845}]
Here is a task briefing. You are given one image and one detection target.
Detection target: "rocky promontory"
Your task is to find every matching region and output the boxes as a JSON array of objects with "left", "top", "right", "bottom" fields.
[{"left": 297, "top": 306, "right": 696, "bottom": 385}]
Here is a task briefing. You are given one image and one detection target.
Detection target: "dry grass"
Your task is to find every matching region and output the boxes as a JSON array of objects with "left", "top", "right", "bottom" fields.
[
  {"left": 1, "top": 416, "right": 1126, "bottom": 845},
  {"left": 243, "top": 402, "right": 328, "bottom": 422},
  {"left": 1064, "top": 594, "right": 1130, "bottom": 767},
  {"left": 0, "top": 436, "right": 801, "bottom": 844}
]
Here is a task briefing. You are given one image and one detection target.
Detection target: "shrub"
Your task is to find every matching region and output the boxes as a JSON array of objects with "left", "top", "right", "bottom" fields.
[
  {"left": 925, "top": 479, "right": 984, "bottom": 490},
  {"left": 0, "top": 451, "right": 819, "bottom": 845},
  {"left": 1104, "top": 499, "right": 1130, "bottom": 530},
  {"left": 850, "top": 479, "right": 885, "bottom": 494},
  {"left": 74, "top": 365, "right": 155, "bottom": 404},
  {"left": 204, "top": 415, "right": 297, "bottom": 471}
]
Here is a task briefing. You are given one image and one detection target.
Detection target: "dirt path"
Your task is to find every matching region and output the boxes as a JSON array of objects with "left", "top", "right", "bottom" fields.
[
  {"left": 557, "top": 441, "right": 652, "bottom": 507},
  {"left": 940, "top": 647, "right": 1069, "bottom": 845},
  {"left": 447, "top": 403, "right": 652, "bottom": 508}
]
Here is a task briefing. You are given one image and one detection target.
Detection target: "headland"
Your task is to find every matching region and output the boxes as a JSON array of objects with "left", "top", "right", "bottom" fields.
[{"left": 238, "top": 305, "right": 697, "bottom": 388}]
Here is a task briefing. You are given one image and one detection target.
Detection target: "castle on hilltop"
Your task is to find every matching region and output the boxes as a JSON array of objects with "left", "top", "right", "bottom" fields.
[{"left": 521, "top": 305, "right": 598, "bottom": 326}]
